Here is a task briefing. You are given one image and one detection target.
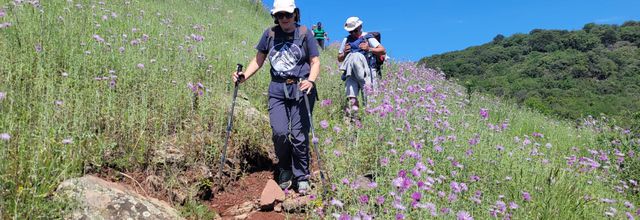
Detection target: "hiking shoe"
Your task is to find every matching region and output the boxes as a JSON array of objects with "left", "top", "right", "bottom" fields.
[
  {"left": 278, "top": 169, "right": 293, "bottom": 190},
  {"left": 297, "top": 181, "right": 311, "bottom": 195}
]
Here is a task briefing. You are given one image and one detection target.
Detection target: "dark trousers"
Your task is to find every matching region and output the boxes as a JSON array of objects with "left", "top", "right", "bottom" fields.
[
  {"left": 268, "top": 93, "right": 316, "bottom": 181},
  {"left": 316, "top": 39, "right": 324, "bottom": 49}
]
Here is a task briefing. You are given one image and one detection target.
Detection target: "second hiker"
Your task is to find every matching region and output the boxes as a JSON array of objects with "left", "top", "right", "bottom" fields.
[{"left": 338, "top": 16, "right": 386, "bottom": 110}]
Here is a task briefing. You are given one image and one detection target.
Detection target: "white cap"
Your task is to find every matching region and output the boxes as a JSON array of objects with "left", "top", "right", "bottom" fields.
[
  {"left": 271, "top": 0, "right": 296, "bottom": 15},
  {"left": 344, "top": 17, "right": 363, "bottom": 32}
]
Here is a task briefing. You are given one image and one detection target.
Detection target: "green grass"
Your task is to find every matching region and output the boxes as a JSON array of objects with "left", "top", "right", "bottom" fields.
[{"left": 1, "top": 1, "right": 638, "bottom": 219}]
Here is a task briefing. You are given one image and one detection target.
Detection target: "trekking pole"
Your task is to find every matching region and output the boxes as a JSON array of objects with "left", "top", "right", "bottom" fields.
[
  {"left": 217, "top": 64, "right": 244, "bottom": 189},
  {"left": 303, "top": 92, "right": 329, "bottom": 199}
]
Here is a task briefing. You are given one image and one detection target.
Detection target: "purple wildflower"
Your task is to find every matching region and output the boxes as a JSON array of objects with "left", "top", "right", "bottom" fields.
[
  {"left": 130, "top": 39, "right": 140, "bottom": 46},
  {"left": 509, "top": 202, "right": 519, "bottom": 209},
  {"left": 359, "top": 195, "right": 369, "bottom": 204},
  {"left": 118, "top": 47, "right": 125, "bottom": 53},
  {"left": 35, "top": 43, "right": 42, "bottom": 53},
  {"left": 380, "top": 157, "right": 389, "bottom": 166},
  {"left": 479, "top": 108, "right": 489, "bottom": 119},
  {"left": 333, "top": 126, "right": 341, "bottom": 133},
  {"left": 330, "top": 198, "right": 343, "bottom": 207},
  {"left": 333, "top": 150, "right": 341, "bottom": 157},
  {"left": 376, "top": 196, "right": 385, "bottom": 205},
  {"left": 319, "top": 120, "right": 329, "bottom": 129},
  {"left": 0, "top": 22, "right": 12, "bottom": 29},
  {"left": 0, "top": 9, "right": 5, "bottom": 18},
  {"left": 395, "top": 213, "right": 405, "bottom": 220},
  {"left": 411, "top": 192, "right": 422, "bottom": 202},
  {"left": 522, "top": 191, "right": 531, "bottom": 202},
  {"left": 451, "top": 181, "right": 462, "bottom": 193},
  {"left": 339, "top": 213, "right": 351, "bottom": 220},
  {"left": 457, "top": 211, "right": 473, "bottom": 220},
  {"left": 320, "top": 99, "right": 332, "bottom": 107},
  {"left": 0, "top": 92, "right": 5, "bottom": 101},
  {"left": 93, "top": 34, "right": 104, "bottom": 43},
  {"left": 136, "top": 63, "right": 144, "bottom": 69},
  {"left": 62, "top": 138, "right": 73, "bottom": 144},
  {"left": 0, "top": 133, "right": 10, "bottom": 141}
]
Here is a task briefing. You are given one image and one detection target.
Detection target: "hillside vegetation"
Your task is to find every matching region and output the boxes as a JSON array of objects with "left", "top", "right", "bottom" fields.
[
  {"left": 419, "top": 22, "right": 640, "bottom": 130},
  {"left": 0, "top": 0, "right": 274, "bottom": 218},
  {"left": 1, "top": 1, "right": 640, "bottom": 219}
]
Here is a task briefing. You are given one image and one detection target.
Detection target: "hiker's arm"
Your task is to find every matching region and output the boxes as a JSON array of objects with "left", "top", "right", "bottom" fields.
[
  {"left": 300, "top": 56, "right": 320, "bottom": 92},
  {"left": 337, "top": 39, "right": 348, "bottom": 62},
  {"left": 233, "top": 51, "right": 267, "bottom": 83},
  {"left": 338, "top": 44, "right": 350, "bottom": 62},
  {"left": 370, "top": 44, "right": 386, "bottom": 56}
]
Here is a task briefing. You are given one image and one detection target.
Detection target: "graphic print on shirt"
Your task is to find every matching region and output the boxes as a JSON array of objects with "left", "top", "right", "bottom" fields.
[{"left": 268, "top": 41, "right": 303, "bottom": 77}]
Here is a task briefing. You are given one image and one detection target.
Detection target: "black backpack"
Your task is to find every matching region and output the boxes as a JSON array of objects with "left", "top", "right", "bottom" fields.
[{"left": 367, "top": 32, "right": 385, "bottom": 69}]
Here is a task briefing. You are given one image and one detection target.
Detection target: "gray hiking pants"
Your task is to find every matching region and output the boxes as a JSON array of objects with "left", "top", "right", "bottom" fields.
[
  {"left": 268, "top": 93, "right": 316, "bottom": 182},
  {"left": 340, "top": 52, "right": 378, "bottom": 98}
]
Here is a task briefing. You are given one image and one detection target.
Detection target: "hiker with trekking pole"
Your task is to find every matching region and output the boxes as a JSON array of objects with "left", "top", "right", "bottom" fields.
[
  {"left": 338, "top": 17, "right": 386, "bottom": 115},
  {"left": 231, "top": 0, "right": 324, "bottom": 196}
]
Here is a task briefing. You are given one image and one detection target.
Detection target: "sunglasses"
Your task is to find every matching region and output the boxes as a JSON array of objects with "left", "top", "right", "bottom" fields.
[
  {"left": 349, "top": 27, "right": 361, "bottom": 34},
  {"left": 274, "top": 12, "right": 294, "bottom": 19}
]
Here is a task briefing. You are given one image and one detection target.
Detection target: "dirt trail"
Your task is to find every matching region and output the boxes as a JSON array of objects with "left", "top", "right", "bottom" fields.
[{"left": 210, "top": 171, "right": 305, "bottom": 220}]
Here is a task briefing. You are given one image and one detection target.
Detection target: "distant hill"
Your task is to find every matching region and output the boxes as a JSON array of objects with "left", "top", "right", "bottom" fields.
[{"left": 419, "top": 21, "right": 640, "bottom": 130}]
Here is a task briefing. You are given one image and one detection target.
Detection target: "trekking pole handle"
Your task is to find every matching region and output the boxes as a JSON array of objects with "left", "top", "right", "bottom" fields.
[{"left": 236, "top": 64, "right": 244, "bottom": 85}]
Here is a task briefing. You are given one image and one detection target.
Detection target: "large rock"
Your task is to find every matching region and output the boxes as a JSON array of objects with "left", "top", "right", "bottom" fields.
[
  {"left": 259, "top": 180, "right": 285, "bottom": 208},
  {"left": 56, "top": 175, "right": 183, "bottom": 220}
]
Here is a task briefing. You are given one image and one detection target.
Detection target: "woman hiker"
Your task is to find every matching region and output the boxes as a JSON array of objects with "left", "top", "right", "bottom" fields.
[{"left": 232, "top": 0, "right": 320, "bottom": 195}]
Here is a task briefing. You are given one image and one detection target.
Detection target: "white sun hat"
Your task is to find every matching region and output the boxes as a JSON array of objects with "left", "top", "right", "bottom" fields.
[
  {"left": 344, "top": 17, "right": 363, "bottom": 32},
  {"left": 271, "top": 0, "right": 296, "bottom": 15}
]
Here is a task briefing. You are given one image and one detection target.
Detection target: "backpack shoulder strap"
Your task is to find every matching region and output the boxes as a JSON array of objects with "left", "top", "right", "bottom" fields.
[{"left": 297, "top": 25, "right": 307, "bottom": 40}]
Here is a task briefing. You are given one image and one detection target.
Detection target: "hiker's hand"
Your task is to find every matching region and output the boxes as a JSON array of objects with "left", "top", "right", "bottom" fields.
[
  {"left": 359, "top": 41, "right": 369, "bottom": 51},
  {"left": 232, "top": 71, "right": 245, "bottom": 84},
  {"left": 299, "top": 80, "right": 314, "bottom": 94},
  {"left": 343, "top": 44, "right": 351, "bottom": 54}
]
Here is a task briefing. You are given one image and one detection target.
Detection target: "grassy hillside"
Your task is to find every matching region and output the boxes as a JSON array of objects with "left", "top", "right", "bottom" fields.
[
  {"left": 0, "top": 0, "right": 275, "bottom": 218},
  {"left": 1, "top": 1, "right": 639, "bottom": 219},
  {"left": 418, "top": 22, "right": 640, "bottom": 131}
]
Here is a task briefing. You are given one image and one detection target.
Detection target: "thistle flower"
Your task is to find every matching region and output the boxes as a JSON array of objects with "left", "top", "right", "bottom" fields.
[
  {"left": 330, "top": 198, "right": 343, "bottom": 207},
  {"left": 479, "top": 108, "right": 489, "bottom": 119},
  {"left": 319, "top": 120, "right": 329, "bottom": 129},
  {"left": 457, "top": 211, "right": 473, "bottom": 220},
  {"left": 0, "top": 22, "right": 11, "bottom": 29},
  {"left": 35, "top": 43, "right": 42, "bottom": 53},
  {"left": 522, "top": 191, "right": 531, "bottom": 202},
  {"left": 320, "top": 99, "right": 332, "bottom": 107},
  {"left": 359, "top": 195, "right": 369, "bottom": 204},
  {"left": 376, "top": 196, "right": 385, "bottom": 205}
]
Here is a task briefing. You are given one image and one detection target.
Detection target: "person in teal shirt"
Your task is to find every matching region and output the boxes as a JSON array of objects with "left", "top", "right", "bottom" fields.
[{"left": 313, "top": 22, "right": 328, "bottom": 49}]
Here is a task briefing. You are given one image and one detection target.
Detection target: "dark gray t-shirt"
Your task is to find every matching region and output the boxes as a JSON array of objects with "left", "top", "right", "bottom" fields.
[{"left": 256, "top": 25, "right": 319, "bottom": 99}]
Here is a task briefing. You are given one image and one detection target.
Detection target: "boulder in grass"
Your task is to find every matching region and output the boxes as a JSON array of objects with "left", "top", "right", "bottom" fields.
[{"left": 56, "top": 175, "right": 183, "bottom": 220}]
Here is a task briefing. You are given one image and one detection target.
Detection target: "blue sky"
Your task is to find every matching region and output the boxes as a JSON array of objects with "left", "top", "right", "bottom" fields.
[{"left": 261, "top": 0, "right": 640, "bottom": 61}]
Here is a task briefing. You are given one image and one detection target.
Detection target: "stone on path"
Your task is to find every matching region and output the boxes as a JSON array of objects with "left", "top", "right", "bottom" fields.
[
  {"left": 259, "top": 179, "right": 285, "bottom": 208},
  {"left": 282, "top": 195, "right": 312, "bottom": 212}
]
